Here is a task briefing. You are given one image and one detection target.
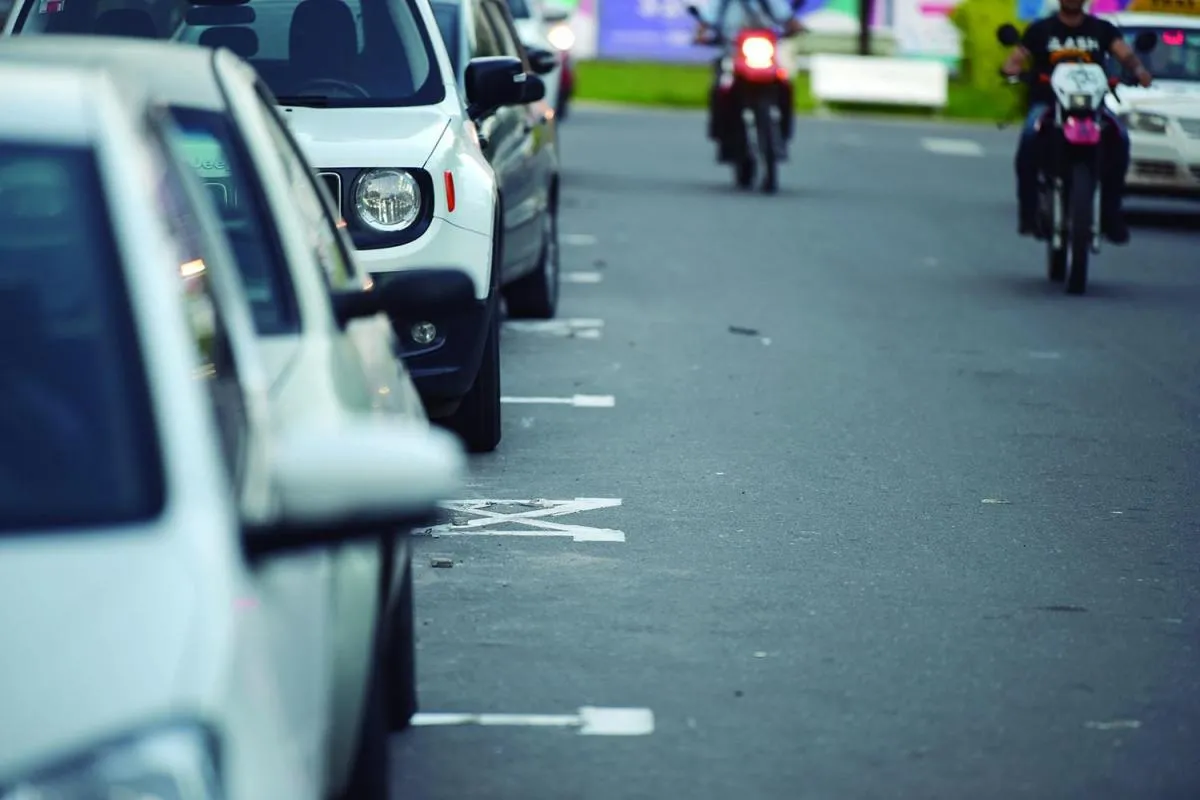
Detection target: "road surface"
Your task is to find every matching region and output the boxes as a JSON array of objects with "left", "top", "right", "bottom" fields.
[{"left": 392, "top": 107, "right": 1200, "bottom": 800}]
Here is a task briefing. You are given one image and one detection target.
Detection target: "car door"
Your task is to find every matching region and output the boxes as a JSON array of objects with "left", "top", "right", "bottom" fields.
[
  {"left": 467, "top": 0, "right": 528, "bottom": 279},
  {"left": 481, "top": 0, "right": 548, "bottom": 274},
  {"left": 150, "top": 133, "right": 333, "bottom": 794}
]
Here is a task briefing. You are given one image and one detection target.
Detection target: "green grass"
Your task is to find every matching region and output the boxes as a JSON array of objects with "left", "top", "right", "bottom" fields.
[{"left": 572, "top": 60, "right": 1020, "bottom": 123}]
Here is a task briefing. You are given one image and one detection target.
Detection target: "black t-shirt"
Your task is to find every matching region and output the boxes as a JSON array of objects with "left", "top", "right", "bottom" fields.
[{"left": 1021, "top": 14, "right": 1120, "bottom": 105}]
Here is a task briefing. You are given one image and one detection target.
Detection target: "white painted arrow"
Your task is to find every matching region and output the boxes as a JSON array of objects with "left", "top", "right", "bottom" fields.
[
  {"left": 423, "top": 498, "right": 625, "bottom": 542},
  {"left": 412, "top": 707, "right": 654, "bottom": 736}
]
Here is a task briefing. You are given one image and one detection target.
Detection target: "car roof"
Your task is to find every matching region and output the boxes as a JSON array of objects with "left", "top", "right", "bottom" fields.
[
  {"left": 0, "top": 36, "right": 228, "bottom": 111},
  {"left": 0, "top": 61, "right": 108, "bottom": 144}
]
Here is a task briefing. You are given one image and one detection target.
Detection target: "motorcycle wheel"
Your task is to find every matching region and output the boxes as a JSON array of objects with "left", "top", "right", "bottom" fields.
[
  {"left": 1066, "top": 161, "right": 1094, "bottom": 296},
  {"left": 754, "top": 98, "right": 778, "bottom": 194},
  {"left": 735, "top": 156, "right": 755, "bottom": 189},
  {"left": 1041, "top": 187, "right": 1066, "bottom": 281}
]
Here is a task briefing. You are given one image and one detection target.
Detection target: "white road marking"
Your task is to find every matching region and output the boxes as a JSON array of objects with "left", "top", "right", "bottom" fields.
[
  {"left": 412, "top": 707, "right": 654, "bottom": 736},
  {"left": 503, "top": 318, "right": 604, "bottom": 339},
  {"left": 921, "top": 137, "right": 984, "bottom": 157},
  {"left": 562, "top": 233, "right": 598, "bottom": 246},
  {"left": 423, "top": 498, "right": 624, "bottom": 542},
  {"left": 562, "top": 271, "right": 603, "bottom": 284},
  {"left": 501, "top": 394, "right": 614, "bottom": 407}
]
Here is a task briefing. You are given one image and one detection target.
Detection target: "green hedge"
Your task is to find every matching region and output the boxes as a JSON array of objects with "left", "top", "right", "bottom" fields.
[{"left": 950, "top": 0, "right": 1029, "bottom": 90}]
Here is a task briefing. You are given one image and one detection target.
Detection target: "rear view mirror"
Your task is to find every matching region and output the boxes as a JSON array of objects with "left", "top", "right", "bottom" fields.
[
  {"left": 465, "top": 55, "right": 528, "bottom": 118},
  {"left": 332, "top": 268, "right": 476, "bottom": 328},
  {"left": 244, "top": 420, "right": 464, "bottom": 557},
  {"left": 522, "top": 73, "right": 547, "bottom": 103},
  {"left": 526, "top": 46, "right": 559, "bottom": 75},
  {"left": 996, "top": 23, "right": 1020, "bottom": 46},
  {"left": 1133, "top": 30, "right": 1157, "bottom": 53}
]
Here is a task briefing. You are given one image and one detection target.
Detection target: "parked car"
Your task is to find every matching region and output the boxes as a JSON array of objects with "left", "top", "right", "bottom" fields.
[
  {"left": 0, "top": 57, "right": 463, "bottom": 799},
  {"left": 3, "top": 0, "right": 549, "bottom": 454},
  {"left": 430, "top": 0, "right": 562, "bottom": 312},
  {"left": 0, "top": 33, "right": 479, "bottom": 800},
  {"left": 503, "top": 0, "right": 574, "bottom": 119}
]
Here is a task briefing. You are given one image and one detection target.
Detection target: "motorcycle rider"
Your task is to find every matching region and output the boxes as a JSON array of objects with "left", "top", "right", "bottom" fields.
[
  {"left": 693, "top": 0, "right": 805, "bottom": 161},
  {"left": 1000, "top": 0, "right": 1152, "bottom": 244}
]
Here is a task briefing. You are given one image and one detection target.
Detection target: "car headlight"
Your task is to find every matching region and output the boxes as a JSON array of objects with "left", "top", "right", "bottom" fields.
[
  {"left": 353, "top": 169, "right": 421, "bottom": 232},
  {"left": 0, "top": 724, "right": 223, "bottom": 799},
  {"left": 547, "top": 22, "right": 575, "bottom": 52},
  {"left": 1124, "top": 111, "right": 1169, "bottom": 134}
]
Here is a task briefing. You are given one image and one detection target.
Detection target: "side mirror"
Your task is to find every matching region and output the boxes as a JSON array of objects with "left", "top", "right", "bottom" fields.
[
  {"left": 1133, "top": 30, "right": 1157, "bottom": 53},
  {"left": 686, "top": 4, "right": 703, "bottom": 22},
  {"left": 996, "top": 23, "right": 1020, "bottom": 47},
  {"left": 522, "top": 73, "right": 547, "bottom": 103},
  {"left": 542, "top": 7, "right": 569, "bottom": 23},
  {"left": 465, "top": 55, "right": 528, "bottom": 119},
  {"left": 244, "top": 419, "right": 465, "bottom": 557},
  {"left": 526, "top": 46, "right": 559, "bottom": 75},
  {"left": 333, "top": 268, "right": 476, "bottom": 327}
]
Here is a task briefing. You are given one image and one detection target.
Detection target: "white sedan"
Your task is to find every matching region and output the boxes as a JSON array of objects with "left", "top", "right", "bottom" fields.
[
  {"left": 0, "top": 58, "right": 463, "bottom": 799},
  {"left": 1104, "top": 11, "right": 1200, "bottom": 198}
]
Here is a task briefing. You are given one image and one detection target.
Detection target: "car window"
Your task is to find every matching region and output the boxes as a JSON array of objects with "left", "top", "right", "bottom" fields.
[
  {"left": 14, "top": 0, "right": 446, "bottom": 109},
  {"left": 0, "top": 141, "right": 164, "bottom": 530},
  {"left": 504, "top": 0, "right": 530, "bottom": 18},
  {"left": 431, "top": 2, "right": 460, "bottom": 74},
  {"left": 164, "top": 105, "right": 300, "bottom": 336},
  {"left": 148, "top": 134, "right": 251, "bottom": 488},
  {"left": 471, "top": 0, "right": 501, "bottom": 57},
  {"left": 484, "top": 0, "right": 526, "bottom": 63},
  {"left": 1111, "top": 26, "right": 1200, "bottom": 82},
  {"left": 252, "top": 83, "right": 360, "bottom": 292}
]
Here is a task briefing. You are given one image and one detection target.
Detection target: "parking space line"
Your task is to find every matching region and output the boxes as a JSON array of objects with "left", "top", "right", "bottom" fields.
[
  {"left": 920, "top": 137, "right": 985, "bottom": 157},
  {"left": 422, "top": 498, "right": 625, "bottom": 542},
  {"left": 503, "top": 318, "right": 604, "bottom": 339},
  {"left": 561, "top": 233, "right": 598, "bottom": 246},
  {"left": 501, "top": 394, "right": 614, "bottom": 407},
  {"left": 562, "top": 271, "right": 603, "bottom": 284},
  {"left": 412, "top": 707, "right": 655, "bottom": 736}
]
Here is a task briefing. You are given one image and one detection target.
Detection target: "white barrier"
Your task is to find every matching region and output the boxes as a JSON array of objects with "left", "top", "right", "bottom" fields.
[{"left": 809, "top": 54, "right": 949, "bottom": 110}]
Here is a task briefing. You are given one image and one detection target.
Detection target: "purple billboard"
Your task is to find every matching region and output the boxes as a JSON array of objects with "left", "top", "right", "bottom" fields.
[{"left": 597, "top": 0, "right": 720, "bottom": 62}]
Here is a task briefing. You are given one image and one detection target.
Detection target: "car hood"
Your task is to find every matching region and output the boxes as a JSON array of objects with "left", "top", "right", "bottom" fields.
[
  {"left": 1109, "top": 82, "right": 1200, "bottom": 114},
  {"left": 0, "top": 530, "right": 199, "bottom": 781},
  {"left": 279, "top": 105, "right": 451, "bottom": 170}
]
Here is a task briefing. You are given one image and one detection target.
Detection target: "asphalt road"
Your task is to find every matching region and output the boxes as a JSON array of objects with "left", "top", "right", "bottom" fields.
[{"left": 392, "top": 107, "right": 1200, "bottom": 800}]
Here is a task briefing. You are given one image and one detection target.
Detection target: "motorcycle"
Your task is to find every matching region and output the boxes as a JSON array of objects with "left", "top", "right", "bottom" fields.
[
  {"left": 995, "top": 23, "right": 1157, "bottom": 295},
  {"left": 687, "top": 1, "right": 804, "bottom": 194}
]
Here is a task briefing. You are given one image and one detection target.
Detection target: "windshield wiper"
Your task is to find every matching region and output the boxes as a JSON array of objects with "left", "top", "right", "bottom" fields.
[{"left": 274, "top": 95, "right": 331, "bottom": 108}]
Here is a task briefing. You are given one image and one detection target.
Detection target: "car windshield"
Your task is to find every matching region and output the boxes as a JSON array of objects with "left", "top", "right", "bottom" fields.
[
  {"left": 431, "top": 3, "right": 459, "bottom": 74},
  {"left": 0, "top": 141, "right": 164, "bottom": 531},
  {"left": 1115, "top": 26, "right": 1200, "bottom": 82},
  {"left": 13, "top": 0, "right": 446, "bottom": 108},
  {"left": 166, "top": 106, "right": 300, "bottom": 335},
  {"left": 505, "top": 0, "right": 530, "bottom": 18}
]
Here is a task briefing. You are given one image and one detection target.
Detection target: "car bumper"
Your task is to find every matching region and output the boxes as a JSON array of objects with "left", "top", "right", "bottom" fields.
[
  {"left": 1125, "top": 132, "right": 1200, "bottom": 197},
  {"left": 354, "top": 215, "right": 492, "bottom": 301}
]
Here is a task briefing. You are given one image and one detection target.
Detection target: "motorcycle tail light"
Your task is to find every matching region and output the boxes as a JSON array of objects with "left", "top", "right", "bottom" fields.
[{"left": 740, "top": 36, "right": 776, "bottom": 69}]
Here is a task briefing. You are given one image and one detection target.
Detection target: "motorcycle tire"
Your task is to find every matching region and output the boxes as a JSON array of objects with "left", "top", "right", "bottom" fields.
[
  {"left": 735, "top": 156, "right": 755, "bottom": 189},
  {"left": 754, "top": 99, "right": 778, "bottom": 194},
  {"left": 1066, "top": 161, "right": 1094, "bottom": 296},
  {"left": 1041, "top": 187, "right": 1066, "bottom": 281}
]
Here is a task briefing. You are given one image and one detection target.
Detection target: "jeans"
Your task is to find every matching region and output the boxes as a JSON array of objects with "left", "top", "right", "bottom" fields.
[{"left": 1015, "top": 102, "right": 1131, "bottom": 222}]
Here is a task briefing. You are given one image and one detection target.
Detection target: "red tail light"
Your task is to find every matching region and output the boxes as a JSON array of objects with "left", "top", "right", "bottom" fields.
[
  {"left": 740, "top": 36, "right": 776, "bottom": 69},
  {"left": 732, "top": 28, "right": 781, "bottom": 83}
]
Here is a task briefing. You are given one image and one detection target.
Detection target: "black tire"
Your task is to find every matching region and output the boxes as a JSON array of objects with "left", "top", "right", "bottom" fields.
[
  {"left": 1067, "top": 161, "right": 1094, "bottom": 296},
  {"left": 1047, "top": 242, "right": 1067, "bottom": 282},
  {"left": 735, "top": 156, "right": 755, "bottom": 188},
  {"left": 334, "top": 634, "right": 389, "bottom": 800},
  {"left": 503, "top": 197, "right": 559, "bottom": 319},
  {"left": 385, "top": 549, "right": 417, "bottom": 731},
  {"left": 755, "top": 98, "right": 778, "bottom": 194},
  {"left": 445, "top": 309, "right": 501, "bottom": 453}
]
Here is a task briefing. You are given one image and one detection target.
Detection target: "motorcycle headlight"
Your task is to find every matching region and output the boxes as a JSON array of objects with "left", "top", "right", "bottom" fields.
[
  {"left": 1068, "top": 92, "right": 1094, "bottom": 109},
  {"left": 0, "top": 724, "right": 223, "bottom": 799},
  {"left": 1124, "top": 111, "right": 1169, "bottom": 134},
  {"left": 353, "top": 169, "right": 421, "bottom": 232}
]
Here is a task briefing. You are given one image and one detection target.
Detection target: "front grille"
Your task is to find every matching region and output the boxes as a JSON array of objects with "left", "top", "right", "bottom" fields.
[
  {"left": 318, "top": 171, "right": 343, "bottom": 216},
  {"left": 1178, "top": 117, "right": 1200, "bottom": 139},
  {"left": 1134, "top": 159, "right": 1177, "bottom": 177}
]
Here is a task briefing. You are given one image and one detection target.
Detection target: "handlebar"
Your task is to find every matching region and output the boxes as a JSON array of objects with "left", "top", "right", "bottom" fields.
[{"left": 997, "top": 67, "right": 1137, "bottom": 90}]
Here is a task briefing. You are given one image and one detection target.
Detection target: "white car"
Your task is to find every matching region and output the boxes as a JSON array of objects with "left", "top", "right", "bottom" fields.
[
  {"left": 0, "top": 33, "right": 480, "bottom": 800},
  {"left": 1103, "top": 8, "right": 1200, "bottom": 198},
  {"left": 0, "top": 59, "right": 463, "bottom": 799},
  {"left": 501, "top": 0, "right": 567, "bottom": 116}
]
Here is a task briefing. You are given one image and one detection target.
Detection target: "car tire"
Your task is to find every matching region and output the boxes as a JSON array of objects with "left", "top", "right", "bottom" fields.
[
  {"left": 385, "top": 550, "right": 417, "bottom": 731},
  {"left": 445, "top": 308, "right": 501, "bottom": 453},
  {"left": 503, "top": 199, "right": 559, "bottom": 319}
]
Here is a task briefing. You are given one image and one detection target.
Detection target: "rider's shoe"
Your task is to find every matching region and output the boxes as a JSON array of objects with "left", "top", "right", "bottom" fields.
[{"left": 1102, "top": 214, "right": 1130, "bottom": 245}]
